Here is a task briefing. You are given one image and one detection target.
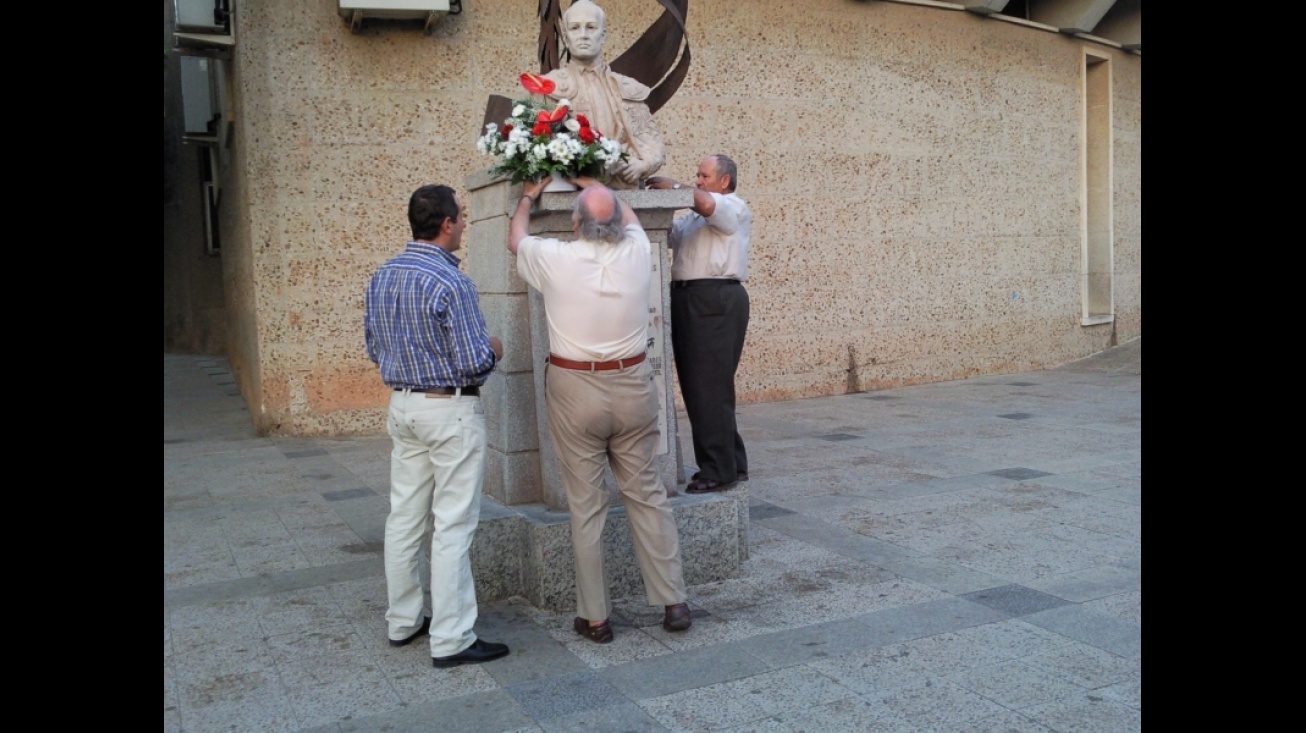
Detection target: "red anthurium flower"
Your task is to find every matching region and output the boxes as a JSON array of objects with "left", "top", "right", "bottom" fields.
[
  {"left": 520, "top": 73, "right": 556, "bottom": 96},
  {"left": 536, "top": 104, "right": 570, "bottom": 125},
  {"left": 532, "top": 120, "right": 552, "bottom": 136},
  {"left": 578, "top": 127, "right": 597, "bottom": 144}
]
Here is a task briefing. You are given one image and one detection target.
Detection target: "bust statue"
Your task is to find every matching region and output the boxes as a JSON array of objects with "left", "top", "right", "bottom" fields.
[{"left": 542, "top": 0, "right": 666, "bottom": 189}]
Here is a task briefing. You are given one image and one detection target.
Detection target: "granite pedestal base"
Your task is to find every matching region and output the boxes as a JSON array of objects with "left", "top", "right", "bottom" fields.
[{"left": 469, "top": 487, "right": 749, "bottom": 612}]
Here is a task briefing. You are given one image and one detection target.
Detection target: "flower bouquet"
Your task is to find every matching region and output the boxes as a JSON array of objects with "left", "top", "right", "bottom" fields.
[{"left": 476, "top": 73, "right": 627, "bottom": 186}]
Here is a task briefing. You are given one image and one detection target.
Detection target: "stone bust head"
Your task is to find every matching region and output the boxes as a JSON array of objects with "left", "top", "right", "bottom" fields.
[{"left": 562, "top": 0, "right": 607, "bottom": 64}]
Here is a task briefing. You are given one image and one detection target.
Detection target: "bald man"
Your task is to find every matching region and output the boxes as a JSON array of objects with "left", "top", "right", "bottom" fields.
[{"left": 509, "top": 178, "right": 691, "bottom": 643}]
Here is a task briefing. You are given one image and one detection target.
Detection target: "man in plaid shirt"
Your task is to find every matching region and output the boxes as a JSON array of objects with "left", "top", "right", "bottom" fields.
[{"left": 365, "top": 183, "right": 509, "bottom": 668}]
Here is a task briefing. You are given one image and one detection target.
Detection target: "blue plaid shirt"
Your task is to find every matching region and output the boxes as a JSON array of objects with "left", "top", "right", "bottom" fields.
[{"left": 365, "top": 242, "right": 497, "bottom": 390}]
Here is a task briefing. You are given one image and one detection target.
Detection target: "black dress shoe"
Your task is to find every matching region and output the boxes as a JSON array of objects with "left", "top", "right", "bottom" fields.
[
  {"left": 431, "top": 638, "right": 510, "bottom": 668},
  {"left": 686, "top": 477, "right": 734, "bottom": 494},
  {"left": 693, "top": 470, "right": 749, "bottom": 483},
  {"left": 389, "top": 616, "right": 431, "bottom": 647}
]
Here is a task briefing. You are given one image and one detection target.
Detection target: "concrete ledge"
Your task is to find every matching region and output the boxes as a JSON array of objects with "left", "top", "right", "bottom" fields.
[{"left": 470, "top": 489, "right": 747, "bottom": 611}]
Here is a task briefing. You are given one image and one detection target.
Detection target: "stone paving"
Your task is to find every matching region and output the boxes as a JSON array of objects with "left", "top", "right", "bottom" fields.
[{"left": 164, "top": 339, "right": 1140, "bottom": 732}]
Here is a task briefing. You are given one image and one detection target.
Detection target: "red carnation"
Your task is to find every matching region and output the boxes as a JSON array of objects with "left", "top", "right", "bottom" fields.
[
  {"left": 532, "top": 120, "right": 552, "bottom": 136},
  {"left": 578, "top": 127, "right": 597, "bottom": 144},
  {"left": 500, "top": 124, "right": 513, "bottom": 137},
  {"left": 576, "top": 114, "right": 591, "bottom": 129}
]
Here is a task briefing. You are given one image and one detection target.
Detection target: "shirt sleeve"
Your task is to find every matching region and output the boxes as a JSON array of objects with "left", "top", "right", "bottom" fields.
[
  {"left": 364, "top": 318, "right": 378, "bottom": 364},
  {"left": 515, "top": 236, "right": 546, "bottom": 291},
  {"left": 363, "top": 280, "right": 380, "bottom": 364},
  {"left": 439, "top": 281, "right": 498, "bottom": 382},
  {"left": 703, "top": 193, "right": 741, "bottom": 235},
  {"left": 625, "top": 224, "right": 649, "bottom": 251}
]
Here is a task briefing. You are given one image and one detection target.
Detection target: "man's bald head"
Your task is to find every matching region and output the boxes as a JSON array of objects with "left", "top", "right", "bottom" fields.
[{"left": 573, "top": 185, "right": 626, "bottom": 244}]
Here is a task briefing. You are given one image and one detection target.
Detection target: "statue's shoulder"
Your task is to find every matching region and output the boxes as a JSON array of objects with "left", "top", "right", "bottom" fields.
[
  {"left": 544, "top": 64, "right": 649, "bottom": 102},
  {"left": 612, "top": 71, "right": 651, "bottom": 103},
  {"left": 543, "top": 67, "right": 577, "bottom": 97}
]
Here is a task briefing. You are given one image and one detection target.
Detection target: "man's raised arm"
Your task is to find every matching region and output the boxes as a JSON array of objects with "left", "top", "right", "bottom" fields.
[{"left": 508, "top": 178, "right": 548, "bottom": 256}]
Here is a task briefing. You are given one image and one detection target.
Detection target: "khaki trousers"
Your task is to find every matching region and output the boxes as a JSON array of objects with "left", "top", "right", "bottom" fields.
[{"left": 545, "top": 360, "right": 687, "bottom": 621}]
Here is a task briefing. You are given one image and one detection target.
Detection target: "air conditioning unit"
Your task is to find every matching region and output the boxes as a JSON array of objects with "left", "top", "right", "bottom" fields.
[{"left": 337, "top": 0, "right": 456, "bottom": 34}]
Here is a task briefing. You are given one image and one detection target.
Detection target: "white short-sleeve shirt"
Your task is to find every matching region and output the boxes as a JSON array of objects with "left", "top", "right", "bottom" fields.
[
  {"left": 668, "top": 192, "right": 751, "bottom": 282},
  {"left": 516, "top": 224, "right": 652, "bottom": 362}
]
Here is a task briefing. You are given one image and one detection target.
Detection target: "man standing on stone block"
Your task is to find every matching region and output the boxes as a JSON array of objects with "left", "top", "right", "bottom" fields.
[
  {"left": 646, "top": 155, "right": 752, "bottom": 495},
  {"left": 509, "top": 176, "right": 691, "bottom": 643},
  {"left": 364, "top": 183, "right": 511, "bottom": 669}
]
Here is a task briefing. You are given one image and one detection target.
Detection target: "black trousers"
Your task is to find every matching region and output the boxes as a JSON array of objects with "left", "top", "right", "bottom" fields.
[{"left": 670, "top": 280, "right": 749, "bottom": 483}]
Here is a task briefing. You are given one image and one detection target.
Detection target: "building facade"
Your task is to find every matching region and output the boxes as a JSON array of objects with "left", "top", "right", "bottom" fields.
[{"left": 163, "top": 0, "right": 1141, "bottom": 436}]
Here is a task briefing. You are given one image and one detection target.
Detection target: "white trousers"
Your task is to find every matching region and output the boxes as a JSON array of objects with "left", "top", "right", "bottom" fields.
[{"left": 383, "top": 389, "right": 485, "bottom": 657}]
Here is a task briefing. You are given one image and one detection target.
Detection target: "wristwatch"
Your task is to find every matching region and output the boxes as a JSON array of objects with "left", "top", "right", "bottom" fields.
[{"left": 672, "top": 183, "right": 682, "bottom": 190}]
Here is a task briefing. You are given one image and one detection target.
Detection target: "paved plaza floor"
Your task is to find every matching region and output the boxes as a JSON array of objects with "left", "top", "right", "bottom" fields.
[{"left": 164, "top": 339, "right": 1140, "bottom": 732}]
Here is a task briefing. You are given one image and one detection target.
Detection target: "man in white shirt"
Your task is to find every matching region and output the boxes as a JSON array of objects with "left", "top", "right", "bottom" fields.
[
  {"left": 647, "top": 155, "right": 751, "bottom": 495},
  {"left": 508, "top": 177, "right": 691, "bottom": 643}
]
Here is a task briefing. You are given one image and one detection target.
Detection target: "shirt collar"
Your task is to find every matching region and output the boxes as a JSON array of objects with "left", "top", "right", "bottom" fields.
[{"left": 406, "top": 241, "right": 461, "bottom": 266}]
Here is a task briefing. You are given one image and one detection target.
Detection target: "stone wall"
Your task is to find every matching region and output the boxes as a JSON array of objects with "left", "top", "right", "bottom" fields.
[{"left": 216, "top": 0, "right": 1141, "bottom": 435}]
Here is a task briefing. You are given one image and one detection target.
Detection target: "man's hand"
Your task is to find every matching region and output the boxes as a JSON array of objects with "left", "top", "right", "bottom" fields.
[
  {"left": 488, "top": 336, "right": 504, "bottom": 361},
  {"left": 644, "top": 176, "right": 678, "bottom": 190},
  {"left": 522, "top": 179, "right": 547, "bottom": 200},
  {"left": 568, "top": 175, "right": 600, "bottom": 190}
]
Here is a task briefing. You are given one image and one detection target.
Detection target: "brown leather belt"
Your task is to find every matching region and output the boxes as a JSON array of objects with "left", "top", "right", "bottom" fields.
[{"left": 548, "top": 352, "right": 647, "bottom": 372}]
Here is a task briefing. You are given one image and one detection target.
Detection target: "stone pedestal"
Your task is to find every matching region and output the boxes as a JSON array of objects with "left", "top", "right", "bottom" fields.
[{"left": 464, "top": 170, "right": 747, "bottom": 611}]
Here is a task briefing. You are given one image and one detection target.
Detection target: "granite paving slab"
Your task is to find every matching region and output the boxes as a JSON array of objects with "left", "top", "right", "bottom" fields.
[{"left": 163, "top": 339, "right": 1141, "bottom": 732}]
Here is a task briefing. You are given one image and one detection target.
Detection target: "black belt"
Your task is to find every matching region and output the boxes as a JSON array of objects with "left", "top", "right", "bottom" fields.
[
  {"left": 394, "top": 385, "right": 480, "bottom": 396},
  {"left": 671, "top": 279, "right": 740, "bottom": 288}
]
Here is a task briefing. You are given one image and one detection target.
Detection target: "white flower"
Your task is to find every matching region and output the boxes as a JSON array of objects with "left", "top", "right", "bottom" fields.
[
  {"left": 564, "top": 119, "right": 581, "bottom": 133},
  {"left": 558, "top": 98, "right": 571, "bottom": 108},
  {"left": 512, "top": 104, "right": 526, "bottom": 117},
  {"left": 546, "top": 137, "right": 575, "bottom": 165},
  {"left": 484, "top": 122, "right": 497, "bottom": 133},
  {"left": 597, "top": 138, "right": 623, "bottom": 162}
]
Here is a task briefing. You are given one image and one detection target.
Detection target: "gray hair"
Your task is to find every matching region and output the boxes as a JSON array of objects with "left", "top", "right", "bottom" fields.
[
  {"left": 574, "top": 189, "right": 626, "bottom": 244},
  {"left": 712, "top": 154, "right": 739, "bottom": 192}
]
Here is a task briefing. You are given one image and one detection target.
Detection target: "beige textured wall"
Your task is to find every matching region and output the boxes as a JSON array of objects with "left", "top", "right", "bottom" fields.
[{"left": 222, "top": 0, "right": 1141, "bottom": 436}]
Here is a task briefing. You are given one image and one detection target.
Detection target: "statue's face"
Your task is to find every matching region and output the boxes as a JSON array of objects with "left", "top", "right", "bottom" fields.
[{"left": 563, "top": 4, "right": 606, "bottom": 61}]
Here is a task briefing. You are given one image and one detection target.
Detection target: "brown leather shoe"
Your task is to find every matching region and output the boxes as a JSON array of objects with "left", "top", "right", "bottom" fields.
[
  {"left": 573, "top": 617, "right": 613, "bottom": 644},
  {"left": 663, "top": 603, "right": 691, "bottom": 632}
]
